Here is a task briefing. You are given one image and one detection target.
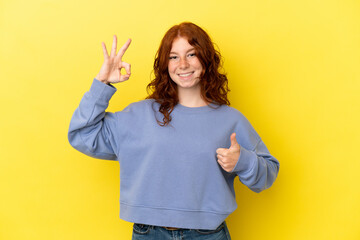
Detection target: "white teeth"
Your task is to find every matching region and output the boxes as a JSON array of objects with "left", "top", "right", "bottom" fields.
[{"left": 178, "top": 72, "right": 193, "bottom": 77}]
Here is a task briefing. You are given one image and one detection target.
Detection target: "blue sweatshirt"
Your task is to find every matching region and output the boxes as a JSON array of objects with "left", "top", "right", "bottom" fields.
[{"left": 68, "top": 78, "right": 280, "bottom": 230}]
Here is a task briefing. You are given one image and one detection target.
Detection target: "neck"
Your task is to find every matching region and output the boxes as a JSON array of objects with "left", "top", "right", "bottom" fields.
[{"left": 177, "top": 87, "right": 208, "bottom": 107}]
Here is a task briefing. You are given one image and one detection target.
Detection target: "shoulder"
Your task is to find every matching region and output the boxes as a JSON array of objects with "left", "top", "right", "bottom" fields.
[
  {"left": 114, "top": 99, "right": 160, "bottom": 120},
  {"left": 120, "top": 99, "right": 157, "bottom": 112},
  {"left": 212, "top": 104, "right": 254, "bottom": 129},
  {"left": 221, "top": 105, "right": 261, "bottom": 143},
  {"left": 217, "top": 104, "right": 248, "bottom": 121}
]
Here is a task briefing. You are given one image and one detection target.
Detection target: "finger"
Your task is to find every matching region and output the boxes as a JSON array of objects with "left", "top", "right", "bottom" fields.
[
  {"left": 216, "top": 148, "right": 227, "bottom": 155},
  {"left": 117, "top": 38, "right": 132, "bottom": 58},
  {"left": 119, "top": 73, "right": 130, "bottom": 82},
  {"left": 217, "top": 154, "right": 225, "bottom": 161},
  {"left": 217, "top": 159, "right": 227, "bottom": 171},
  {"left": 110, "top": 35, "right": 117, "bottom": 58},
  {"left": 230, "top": 133, "right": 239, "bottom": 148},
  {"left": 121, "top": 62, "right": 131, "bottom": 75},
  {"left": 217, "top": 159, "right": 224, "bottom": 166},
  {"left": 101, "top": 42, "right": 109, "bottom": 60},
  {"left": 119, "top": 66, "right": 131, "bottom": 82}
]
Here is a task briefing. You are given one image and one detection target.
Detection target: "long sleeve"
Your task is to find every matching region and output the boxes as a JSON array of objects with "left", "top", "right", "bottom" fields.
[
  {"left": 230, "top": 117, "right": 280, "bottom": 193},
  {"left": 67, "top": 78, "right": 119, "bottom": 160}
]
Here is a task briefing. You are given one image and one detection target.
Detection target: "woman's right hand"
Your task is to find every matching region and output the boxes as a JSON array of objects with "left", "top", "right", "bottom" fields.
[{"left": 95, "top": 35, "right": 131, "bottom": 84}]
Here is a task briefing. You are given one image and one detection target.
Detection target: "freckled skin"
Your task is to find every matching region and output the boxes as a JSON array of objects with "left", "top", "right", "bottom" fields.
[{"left": 168, "top": 37, "right": 203, "bottom": 92}]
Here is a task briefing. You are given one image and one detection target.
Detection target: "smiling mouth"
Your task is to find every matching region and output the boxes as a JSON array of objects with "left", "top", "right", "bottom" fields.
[{"left": 178, "top": 72, "right": 194, "bottom": 77}]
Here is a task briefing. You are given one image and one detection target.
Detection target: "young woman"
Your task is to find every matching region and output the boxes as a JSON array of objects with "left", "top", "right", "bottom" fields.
[{"left": 68, "top": 22, "right": 280, "bottom": 240}]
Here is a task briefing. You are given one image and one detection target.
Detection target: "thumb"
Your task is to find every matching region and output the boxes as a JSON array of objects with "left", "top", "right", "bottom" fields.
[{"left": 230, "top": 132, "right": 239, "bottom": 148}]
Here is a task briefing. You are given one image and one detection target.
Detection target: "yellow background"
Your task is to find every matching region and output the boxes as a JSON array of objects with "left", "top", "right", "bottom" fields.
[{"left": 1, "top": 0, "right": 359, "bottom": 239}]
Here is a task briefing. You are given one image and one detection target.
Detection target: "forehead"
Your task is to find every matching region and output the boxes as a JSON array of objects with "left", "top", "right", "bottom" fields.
[{"left": 170, "top": 37, "right": 194, "bottom": 53}]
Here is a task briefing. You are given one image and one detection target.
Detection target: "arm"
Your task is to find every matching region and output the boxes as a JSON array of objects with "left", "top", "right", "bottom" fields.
[
  {"left": 68, "top": 35, "right": 132, "bottom": 160},
  {"left": 231, "top": 138, "right": 280, "bottom": 193},
  {"left": 216, "top": 117, "right": 280, "bottom": 193},
  {"left": 68, "top": 79, "right": 119, "bottom": 160}
]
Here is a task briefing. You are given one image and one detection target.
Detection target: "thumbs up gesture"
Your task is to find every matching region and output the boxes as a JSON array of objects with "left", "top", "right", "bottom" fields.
[{"left": 216, "top": 133, "right": 241, "bottom": 172}]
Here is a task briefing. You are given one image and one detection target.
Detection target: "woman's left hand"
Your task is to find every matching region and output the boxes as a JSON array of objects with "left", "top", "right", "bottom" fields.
[{"left": 216, "top": 133, "right": 241, "bottom": 172}]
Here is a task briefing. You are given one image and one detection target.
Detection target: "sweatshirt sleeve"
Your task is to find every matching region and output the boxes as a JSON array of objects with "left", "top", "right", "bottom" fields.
[
  {"left": 67, "top": 78, "right": 120, "bottom": 160},
  {"left": 230, "top": 119, "right": 280, "bottom": 193}
]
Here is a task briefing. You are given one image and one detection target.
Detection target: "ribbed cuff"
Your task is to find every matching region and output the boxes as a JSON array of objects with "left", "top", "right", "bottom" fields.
[
  {"left": 90, "top": 78, "right": 117, "bottom": 102},
  {"left": 231, "top": 146, "right": 256, "bottom": 173}
]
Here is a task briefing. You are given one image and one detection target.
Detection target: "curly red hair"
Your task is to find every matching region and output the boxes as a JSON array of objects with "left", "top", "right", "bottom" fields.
[{"left": 146, "top": 22, "right": 230, "bottom": 126}]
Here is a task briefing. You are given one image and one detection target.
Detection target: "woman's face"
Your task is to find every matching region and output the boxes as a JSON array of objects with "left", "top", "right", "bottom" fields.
[{"left": 168, "top": 37, "right": 203, "bottom": 92}]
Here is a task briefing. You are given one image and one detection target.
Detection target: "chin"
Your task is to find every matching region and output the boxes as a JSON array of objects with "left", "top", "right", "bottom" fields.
[{"left": 178, "top": 82, "right": 200, "bottom": 90}]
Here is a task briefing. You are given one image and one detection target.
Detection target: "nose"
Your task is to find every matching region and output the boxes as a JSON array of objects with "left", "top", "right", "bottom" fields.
[{"left": 179, "top": 57, "right": 190, "bottom": 69}]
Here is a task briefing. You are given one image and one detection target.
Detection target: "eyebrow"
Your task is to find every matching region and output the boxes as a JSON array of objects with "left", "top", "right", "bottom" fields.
[{"left": 170, "top": 48, "right": 195, "bottom": 55}]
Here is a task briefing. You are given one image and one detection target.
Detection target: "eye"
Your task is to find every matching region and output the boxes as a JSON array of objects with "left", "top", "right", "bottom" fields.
[
  {"left": 169, "top": 56, "right": 178, "bottom": 60},
  {"left": 188, "top": 53, "right": 196, "bottom": 57}
]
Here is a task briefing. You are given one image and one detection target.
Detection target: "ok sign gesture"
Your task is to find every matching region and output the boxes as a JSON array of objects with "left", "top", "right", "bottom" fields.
[{"left": 95, "top": 35, "right": 131, "bottom": 84}]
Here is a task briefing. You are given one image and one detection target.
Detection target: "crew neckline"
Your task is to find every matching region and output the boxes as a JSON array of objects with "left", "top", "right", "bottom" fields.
[{"left": 174, "top": 102, "right": 221, "bottom": 113}]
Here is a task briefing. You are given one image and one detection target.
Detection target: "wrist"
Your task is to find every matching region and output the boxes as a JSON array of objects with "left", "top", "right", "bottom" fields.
[
  {"left": 95, "top": 76, "right": 109, "bottom": 85},
  {"left": 100, "top": 80, "right": 109, "bottom": 85}
]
